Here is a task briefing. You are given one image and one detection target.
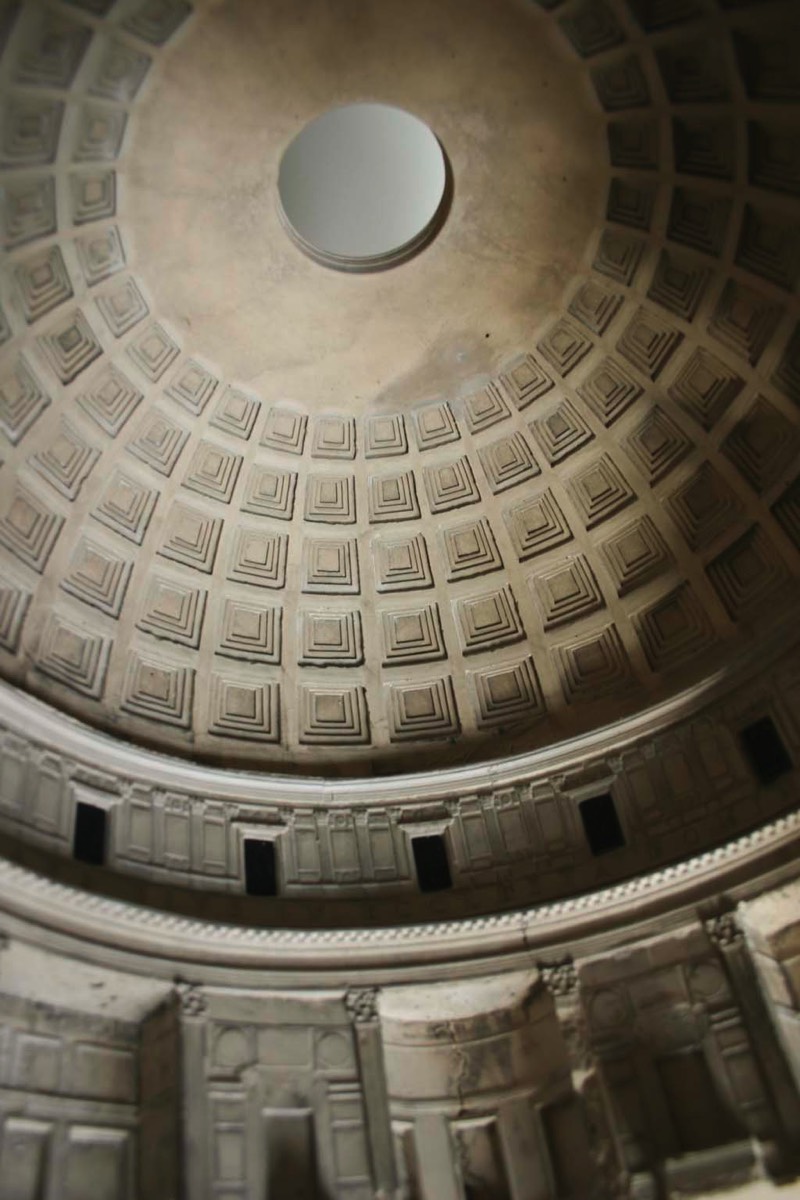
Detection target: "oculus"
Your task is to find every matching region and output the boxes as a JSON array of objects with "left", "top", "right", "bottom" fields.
[{"left": 277, "top": 103, "right": 447, "bottom": 271}]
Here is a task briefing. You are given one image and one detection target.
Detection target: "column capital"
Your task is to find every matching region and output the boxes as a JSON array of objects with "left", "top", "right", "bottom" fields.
[
  {"left": 705, "top": 911, "right": 744, "bottom": 949},
  {"left": 345, "top": 987, "right": 379, "bottom": 1024},
  {"left": 538, "top": 957, "right": 578, "bottom": 998},
  {"left": 176, "top": 981, "right": 207, "bottom": 1018}
]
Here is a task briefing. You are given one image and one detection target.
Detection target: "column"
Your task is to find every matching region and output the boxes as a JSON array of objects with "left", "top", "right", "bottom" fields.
[
  {"left": 706, "top": 911, "right": 800, "bottom": 1173},
  {"left": 177, "top": 982, "right": 209, "bottom": 1200},
  {"left": 538, "top": 958, "right": 627, "bottom": 1200},
  {"left": 346, "top": 987, "right": 399, "bottom": 1199}
]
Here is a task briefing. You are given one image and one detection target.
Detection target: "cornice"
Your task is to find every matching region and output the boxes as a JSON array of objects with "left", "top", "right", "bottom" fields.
[{"left": 0, "top": 622, "right": 795, "bottom": 810}]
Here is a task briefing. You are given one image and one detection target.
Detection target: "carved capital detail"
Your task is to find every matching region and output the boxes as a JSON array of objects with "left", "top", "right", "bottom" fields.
[
  {"left": 539, "top": 958, "right": 578, "bottom": 997},
  {"left": 705, "top": 912, "right": 744, "bottom": 949},
  {"left": 176, "top": 981, "right": 207, "bottom": 1017},
  {"left": 345, "top": 987, "right": 379, "bottom": 1024}
]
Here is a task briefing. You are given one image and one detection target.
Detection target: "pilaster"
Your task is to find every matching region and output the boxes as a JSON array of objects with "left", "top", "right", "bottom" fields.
[{"left": 346, "top": 987, "right": 399, "bottom": 1199}]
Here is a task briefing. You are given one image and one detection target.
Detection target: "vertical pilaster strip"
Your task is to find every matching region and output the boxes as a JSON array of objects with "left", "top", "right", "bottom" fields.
[
  {"left": 346, "top": 987, "right": 399, "bottom": 1198},
  {"left": 539, "top": 959, "right": 627, "bottom": 1200},
  {"left": 497, "top": 1097, "right": 554, "bottom": 1200},
  {"left": 139, "top": 996, "right": 181, "bottom": 1200},
  {"left": 413, "top": 1112, "right": 462, "bottom": 1200},
  {"left": 177, "top": 983, "right": 209, "bottom": 1200},
  {"left": 706, "top": 912, "right": 800, "bottom": 1170}
]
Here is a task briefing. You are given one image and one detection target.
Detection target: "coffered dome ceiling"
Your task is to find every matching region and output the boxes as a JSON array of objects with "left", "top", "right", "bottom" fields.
[{"left": 0, "top": 0, "right": 798, "bottom": 775}]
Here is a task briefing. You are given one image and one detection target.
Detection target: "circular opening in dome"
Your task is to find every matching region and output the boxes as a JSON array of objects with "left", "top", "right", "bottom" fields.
[{"left": 277, "top": 103, "right": 447, "bottom": 272}]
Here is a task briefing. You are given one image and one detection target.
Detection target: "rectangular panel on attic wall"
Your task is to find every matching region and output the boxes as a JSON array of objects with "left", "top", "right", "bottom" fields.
[
  {"left": 459, "top": 804, "right": 493, "bottom": 866},
  {"left": 535, "top": 795, "right": 572, "bottom": 854},
  {"left": 328, "top": 818, "right": 360, "bottom": 882},
  {"left": 620, "top": 760, "right": 663, "bottom": 826},
  {"left": 658, "top": 744, "right": 697, "bottom": 811},
  {"left": 124, "top": 795, "right": 153, "bottom": 860},
  {"left": 496, "top": 797, "right": 530, "bottom": 857},
  {"left": 0, "top": 738, "right": 27, "bottom": 813},
  {"left": 162, "top": 805, "right": 190, "bottom": 869},
  {"left": 200, "top": 812, "right": 228, "bottom": 875},
  {"left": 33, "top": 761, "right": 63, "bottom": 833},
  {"left": 363, "top": 816, "right": 399, "bottom": 880},
  {"left": 293, "top": 817, "right": 323, "bottom": 883}
]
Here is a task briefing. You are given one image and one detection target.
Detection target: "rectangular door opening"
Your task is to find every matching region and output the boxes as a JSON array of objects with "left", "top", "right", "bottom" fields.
[
  {"left": 73, "top": 801, "right": 107, "bottom": 866},
  {"left": 739, "top": 716, "right": 792, "bottom": 785},
  {"left": 244, "top": 838, "right": 278, "bottom": 896},
  {"left": 579, "top": 793, "right": 625, "bottom": 856},
  {"left": 412, "top": 834, "right": 452, "bottom": 892}
]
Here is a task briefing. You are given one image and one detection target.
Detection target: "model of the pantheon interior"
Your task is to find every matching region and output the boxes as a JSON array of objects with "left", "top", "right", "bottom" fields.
[{"left": 0, "top": 0, "right": 799, "bottom": 1197}]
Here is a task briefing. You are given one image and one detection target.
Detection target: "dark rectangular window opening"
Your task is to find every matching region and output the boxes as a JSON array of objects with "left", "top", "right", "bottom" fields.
[
  {"left": 412, "top": 834, "right": 452, "bottom": 893},
  {"left": 244, "top": 838, "right": 278, "bottom": 896},
  {"left": 740, "top": 716, "right": 792, "bottom": 786},
  {"left": 579, "top": 793, "right": 625, "bottom": 856},
  {"left": 73, "top": 801, "right": 107, "bottom": 866}
]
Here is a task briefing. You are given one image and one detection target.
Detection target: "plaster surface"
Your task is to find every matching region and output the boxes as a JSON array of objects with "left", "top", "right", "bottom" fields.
[{"left": 125, "top": 0, "right": 604, "bottom": 411}]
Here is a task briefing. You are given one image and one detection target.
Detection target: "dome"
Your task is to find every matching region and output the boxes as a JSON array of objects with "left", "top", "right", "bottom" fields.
[{"left": 1, "top": 0, "right": 796, "bottom": 778}]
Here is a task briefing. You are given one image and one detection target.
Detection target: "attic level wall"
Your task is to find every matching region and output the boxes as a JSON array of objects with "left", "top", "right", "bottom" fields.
[{"left": 0, "top": 635, "right": 798, "bottom": 927}]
